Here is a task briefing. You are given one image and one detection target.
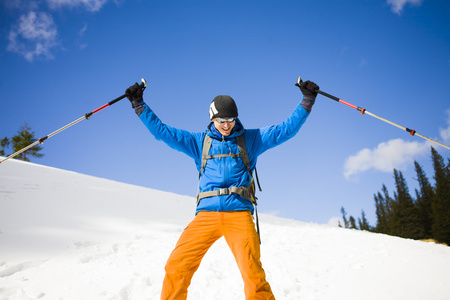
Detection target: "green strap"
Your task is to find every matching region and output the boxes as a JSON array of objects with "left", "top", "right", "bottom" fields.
[
  {"left": 199, "top": 134, "right": 251, "bottom": 176},
  {"left": 199, "top": 135, "right": 213, "bottom": 177},
  {"left": 236, "top": 135, "right": 251, "bottom": 175},
  {"left": 196, "top": 186, "right": 254, "bottom": 203}
]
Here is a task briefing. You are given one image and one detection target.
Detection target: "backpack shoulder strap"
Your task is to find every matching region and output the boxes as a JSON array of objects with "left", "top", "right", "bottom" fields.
[
  {"left": 235, "top": 134, "right": 251, "bottom": 175},
  {"left": 200, "top": 133, "right": 256, "bottom": 182},
  {"left": 237, "top": 133, "right": 262, "bottom": 192},
  {"left": 199, "top": 134, "right": 213, "bottom": 177}
]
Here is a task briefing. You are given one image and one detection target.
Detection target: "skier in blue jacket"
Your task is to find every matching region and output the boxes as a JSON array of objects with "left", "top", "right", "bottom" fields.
[{"left": 126, "top": 79, "right": 319, "bottom": 300}]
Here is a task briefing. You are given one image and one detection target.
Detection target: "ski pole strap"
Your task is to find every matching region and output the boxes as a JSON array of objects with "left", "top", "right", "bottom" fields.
[
  {"left": 254, "top": 166, "right": 262, "bottom": 192},
  {"left": 254, "top": 203, "right": 261, "bottom": 244}
]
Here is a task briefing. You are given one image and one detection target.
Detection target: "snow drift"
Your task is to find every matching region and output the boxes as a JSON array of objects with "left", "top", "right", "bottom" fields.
[{"left": 0, "top": 158, "right": 449, "bottom": 299}]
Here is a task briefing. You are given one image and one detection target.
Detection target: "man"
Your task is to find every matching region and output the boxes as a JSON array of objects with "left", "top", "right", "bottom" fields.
[{"left": 126, "top": 78, "right": 319, "bottom": 300}]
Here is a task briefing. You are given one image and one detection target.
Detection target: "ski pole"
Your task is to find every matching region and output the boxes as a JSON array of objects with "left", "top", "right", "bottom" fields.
[
  {"left": 0, "top": 78, "right": 147, "bottom": 165},
  {"left": 296, "top": 76, "right": 450, "bottom": 150}
]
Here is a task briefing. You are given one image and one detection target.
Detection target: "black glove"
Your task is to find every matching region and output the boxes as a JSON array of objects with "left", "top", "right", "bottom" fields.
[
  {"left": 125, "top": 82, "right": 146, "bottom": 116},
  {"left": 299, "top": 80, "right": 319, "bottom": 97},
  {"left": 125, "top": 82, "right": 144, "bottom": 103},
  {"left": 295, "top": 80, "right": 319, "bottom": 114}
]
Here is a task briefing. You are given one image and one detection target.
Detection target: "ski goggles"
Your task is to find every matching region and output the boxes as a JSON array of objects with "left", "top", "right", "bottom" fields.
[{"left": 215, "top": 117, "right": 236, "bottom": 124}]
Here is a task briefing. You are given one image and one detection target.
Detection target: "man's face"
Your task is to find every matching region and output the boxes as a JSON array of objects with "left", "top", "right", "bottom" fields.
[{"left": 213, "top": 117, "right": 236, "bottom": 136}]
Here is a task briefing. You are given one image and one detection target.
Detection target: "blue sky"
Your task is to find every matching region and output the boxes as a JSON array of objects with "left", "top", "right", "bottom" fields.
[{"left": 1, "top": 0, "right": 449, "bottom": 226}]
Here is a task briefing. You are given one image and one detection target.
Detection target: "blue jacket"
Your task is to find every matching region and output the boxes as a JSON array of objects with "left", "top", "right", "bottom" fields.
[{"left": 138, "top": 101, "right": 309, "bottom": 214}]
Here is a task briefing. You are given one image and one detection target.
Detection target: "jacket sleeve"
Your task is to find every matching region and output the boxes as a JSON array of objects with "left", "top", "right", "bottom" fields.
[
  {"left": 138, "top": 103, "right": 202, "bottom": 161},
  {"left": 254, "top": 101, "right": 309, "bottom": 156}
]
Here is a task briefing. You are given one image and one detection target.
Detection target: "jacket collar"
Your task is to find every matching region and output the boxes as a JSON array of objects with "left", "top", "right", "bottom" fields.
[{"left": 207, "top": 118, "right": 244, "bottom": 140}]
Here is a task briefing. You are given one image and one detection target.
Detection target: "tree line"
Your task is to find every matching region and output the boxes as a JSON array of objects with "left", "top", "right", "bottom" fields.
[
  {"left": 340, "top": 147, "right": 450, "bottom": 246},
  {"left": 1, "top": 121, "right": 44, "bottom": 161}
]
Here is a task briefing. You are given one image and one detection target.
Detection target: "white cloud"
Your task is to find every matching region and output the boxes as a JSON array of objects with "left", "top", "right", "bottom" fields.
[
  {"left": 6, "top": 0, "right": 112, "bottom": 61},
  {"left": 7, "top": 11, "right": 58, "bottom": 62},
  {"left": 77, "top": 23, "right": 89, "bottom": 50},
  {"left": 327, "top": 217, "right": 342, "bottom": 227},
  {"left": 439, "top": 109, "right": 450, "bottom": 145},
  {"left": 46, "top": 0, "right": 109, "bottom": 12},
  {"left": 386, "top": 0, "right": 424, "bottom": 15},
  {"left": 79, "top": 23, "right": 88, "bottom": 36},
  {"left": 264, "top": 210, "right": 281, "bottom": 217},
  {"left": 343, "top": 138, "right": 429, "bottom": 179}
]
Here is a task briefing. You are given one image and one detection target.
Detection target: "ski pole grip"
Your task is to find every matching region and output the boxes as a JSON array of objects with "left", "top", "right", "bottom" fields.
[
  {"left": 295, "top": 75, "right": 323, "bottom": 97},
  {"left": 139, "top": 78, "right": 147, "bottom": 89},
  {"left": 296, "top": 75, "right": 340, "bottom": 102},
  {"left": 108, "top": 78, "right": 148, "bottom": 107},
  {"left": 316, "top": 90, "right": 340, "bottom": 102}
]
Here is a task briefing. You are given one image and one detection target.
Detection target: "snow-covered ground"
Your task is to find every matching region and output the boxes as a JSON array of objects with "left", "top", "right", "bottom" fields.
[{"left": 1, "top": 158, "right": 449, "bottom": 300}]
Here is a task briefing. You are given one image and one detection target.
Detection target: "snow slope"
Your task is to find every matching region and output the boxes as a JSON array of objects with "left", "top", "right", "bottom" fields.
[{"left": 1, "top": 158, "right": 449, "bottom": 300}]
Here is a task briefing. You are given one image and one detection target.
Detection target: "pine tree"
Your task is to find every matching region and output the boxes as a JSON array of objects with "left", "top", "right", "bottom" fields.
[
  {"left": 391, "top": 169, "right": 424, "bottom": 239},
  {"left": 431, "top": 147, "right": 450, "bottom": 245},
  {"left": 10, "top": 121, "right": 44, "bottom": 162},
  {"left": 343, "top": 147, "right": 450, "bottom": 243},
  {"left": 349, "top": 216, "right": 357, "bottom": 229},
  {"left": 374, "top": 185, "right": 394, "bottom": 234},
  {"left": 382, "top": 184, "right": 395, "bottom": 234},
  {"left": 339, "top": 206, "right": 350, "bottom": 228},
  {"left": 0, "top": 137, "right": 10, "bottom": 156},
  {"left": 358, "top": 210, "right": 371, "bottom": 231},
  {"left": 414, "top": 160, "right": 434, "bottom": 239},
  {"left": 374, "top": 192, "right": 385, "bottom": 233}
]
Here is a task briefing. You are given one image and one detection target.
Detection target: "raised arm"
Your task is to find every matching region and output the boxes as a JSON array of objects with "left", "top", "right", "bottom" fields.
[{"left": 125, "top": 82, "right": 202, "bottom": 160}]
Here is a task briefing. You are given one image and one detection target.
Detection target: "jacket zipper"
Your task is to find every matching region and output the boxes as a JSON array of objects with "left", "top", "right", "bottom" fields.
[{"left": 220, "top": 135, "right": 230, "bottom": 212}]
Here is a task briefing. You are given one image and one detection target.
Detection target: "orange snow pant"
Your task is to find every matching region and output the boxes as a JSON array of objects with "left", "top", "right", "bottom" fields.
[{"left": 161, "top": 211, "right": 275, "bottom": 300}]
